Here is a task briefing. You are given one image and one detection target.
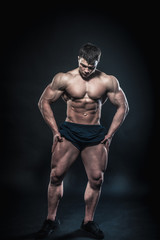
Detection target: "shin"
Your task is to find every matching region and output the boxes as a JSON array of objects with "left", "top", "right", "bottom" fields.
[
  {"left": 47, "top": 168, "right": 64, "bottom": 221},
  {"left": 84, "top": 173, "right": 104, "bottom": 223}
]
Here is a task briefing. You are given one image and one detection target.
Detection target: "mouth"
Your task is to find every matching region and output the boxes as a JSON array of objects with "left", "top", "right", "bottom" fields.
[
  {"left": 83, "top": 72, "right": 90, "bottom": 77},
  {"left": 79, "top": 69, "right": 91, "bottom": 79}
]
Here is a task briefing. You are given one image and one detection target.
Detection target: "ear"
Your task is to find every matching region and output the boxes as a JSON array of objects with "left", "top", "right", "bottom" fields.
[{"left": 78, "top": 56, "right": 81, "bottom": 66}]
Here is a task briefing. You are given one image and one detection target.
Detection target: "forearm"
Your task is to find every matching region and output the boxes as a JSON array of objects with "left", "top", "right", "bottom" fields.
[
  {"left": 38, "top": 99, "right": 59, "bottom": 135},
  {"left": 107, "top": 105, "right": 128, "bottom": 138}
]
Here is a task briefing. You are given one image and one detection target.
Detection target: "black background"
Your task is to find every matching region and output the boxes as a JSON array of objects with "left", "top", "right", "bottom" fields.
[{"left": 1, "top": 2, "right": 159, "bottom": 239}]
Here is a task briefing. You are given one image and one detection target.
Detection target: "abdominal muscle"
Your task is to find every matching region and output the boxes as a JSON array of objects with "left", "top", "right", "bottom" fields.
[{"left": 65, "top": 98, "right": 102, "bottom": 125}]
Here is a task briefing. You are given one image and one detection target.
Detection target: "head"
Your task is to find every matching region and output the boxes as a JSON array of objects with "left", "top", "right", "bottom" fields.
[{"left": 78, "top": 43, "right": 101, "bottom": 78}]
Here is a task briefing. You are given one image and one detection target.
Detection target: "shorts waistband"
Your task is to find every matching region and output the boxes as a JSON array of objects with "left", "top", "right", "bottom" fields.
[{"left": 64, "top": 121, "right": 101, "bottom": 128}]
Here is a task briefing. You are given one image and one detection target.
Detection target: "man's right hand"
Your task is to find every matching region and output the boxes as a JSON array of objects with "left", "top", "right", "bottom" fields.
[{"left": 51, "top": 132, "right": 63, "bottom": 153}]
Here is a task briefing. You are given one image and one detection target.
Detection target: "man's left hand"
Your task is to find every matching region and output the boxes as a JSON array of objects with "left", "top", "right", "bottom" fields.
[{"left": 101, "top": 136, "right": 112, "bottom": 151}]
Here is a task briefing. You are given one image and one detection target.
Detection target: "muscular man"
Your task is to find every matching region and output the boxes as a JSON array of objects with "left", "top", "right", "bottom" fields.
[{"left": 36, "top": 43, "right": 129, "bottom": 239}]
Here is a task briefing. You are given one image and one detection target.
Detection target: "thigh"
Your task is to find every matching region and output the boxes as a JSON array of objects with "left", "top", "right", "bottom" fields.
[
  {"left": 81, "top": 144, "right": 108, "bottom": 178},
  {"left": 51, "top": 138, "right": 80, "bottom": 174}
]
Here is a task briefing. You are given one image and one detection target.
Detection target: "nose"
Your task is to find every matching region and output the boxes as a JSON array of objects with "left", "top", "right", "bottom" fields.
[{"left": 84, "top": 67, "right": 90, "bottom": 73}]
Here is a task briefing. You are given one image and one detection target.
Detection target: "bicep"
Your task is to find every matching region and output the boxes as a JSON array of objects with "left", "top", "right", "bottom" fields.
[
  {"left": 39, "top": 74, "right": 65, "bottom": 103},
  {"left": 107, "top": 88, "right": 127, "bottom": 107},
  {"left": 105, "top": 76, "right": 127, "bottom": 107},
  {"left": 40, "top": 84, "right": 63, "bottom": 103}
]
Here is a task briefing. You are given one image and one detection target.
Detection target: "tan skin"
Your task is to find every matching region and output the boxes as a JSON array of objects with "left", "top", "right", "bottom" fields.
[{"left": 38, "top": 57, "right": 129, "bottom": 223}]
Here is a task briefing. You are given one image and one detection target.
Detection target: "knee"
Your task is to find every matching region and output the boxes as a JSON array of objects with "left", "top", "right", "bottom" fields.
[
  {"left": 50, "top": 168, "right": 63, "bottom": 186},
  {"left": 89, "top": 172, "right": 104, "bottom": 190}
]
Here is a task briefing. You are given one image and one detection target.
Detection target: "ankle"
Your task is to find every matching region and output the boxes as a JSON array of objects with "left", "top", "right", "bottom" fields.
[
  {"left": 47, "top": 215, "right": 56, "bottom": 222},
  {"left": 83, "top": 218, "right": 93, "bottom": 224}
]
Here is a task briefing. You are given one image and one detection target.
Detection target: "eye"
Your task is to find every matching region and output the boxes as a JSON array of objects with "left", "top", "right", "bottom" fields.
[
  {"left": 80, "top": 63, "right": 94, "bottom": 70},
  {"left": 88, "top": 66, "right": 95, "bottom": 70},
  {"left": 80, "top": 63, "right": 86, "bottom": 68}
]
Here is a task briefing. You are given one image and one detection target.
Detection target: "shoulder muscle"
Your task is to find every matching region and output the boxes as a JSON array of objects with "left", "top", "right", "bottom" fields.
[
  {"left": 107, "top": 75, "right": 120, "bottom": 93},
  {"left": 40, "top": 72, "right": 70, "bottom": 103},
  {"left": 51, "top": 72, "right": 69, "bottom": 91},
  {"left": 107, "top": 76, "right": 127, "bottom": 107}
]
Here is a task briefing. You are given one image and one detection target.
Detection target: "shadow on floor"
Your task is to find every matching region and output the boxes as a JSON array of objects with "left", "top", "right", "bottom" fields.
[
  {"left": 2, "top": 229, "right": 100, "bottom": 240},
  {"left": 1, "top": 191, "right": 160, "bottom": 240}
]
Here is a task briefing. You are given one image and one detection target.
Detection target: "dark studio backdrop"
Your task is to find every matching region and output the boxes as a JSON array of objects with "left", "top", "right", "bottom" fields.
[{"left": 1, "top": 2, "right": 159, "bottom": 239}]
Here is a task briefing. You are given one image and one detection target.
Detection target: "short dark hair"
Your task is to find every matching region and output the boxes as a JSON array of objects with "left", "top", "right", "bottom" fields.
[{"left": 78, "top": 43, "right": 101, "bottom": 64}]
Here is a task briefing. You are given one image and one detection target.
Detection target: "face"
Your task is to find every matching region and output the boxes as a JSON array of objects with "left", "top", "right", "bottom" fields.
[{"left": 78, "top": 57, "right": 98, "bottom": 79}]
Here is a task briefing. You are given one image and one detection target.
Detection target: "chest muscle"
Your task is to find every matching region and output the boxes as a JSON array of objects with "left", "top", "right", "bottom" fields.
[{"left": 65, "top": 80, "right": 106, "bottom": 100}]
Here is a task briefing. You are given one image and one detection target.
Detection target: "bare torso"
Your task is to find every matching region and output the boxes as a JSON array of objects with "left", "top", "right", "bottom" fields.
[
  {"left": 38, "top": 64, "right": 127, "bottom": 137},
  {"left": 62, "top": 68, "right": 109, "bottom": 125}
]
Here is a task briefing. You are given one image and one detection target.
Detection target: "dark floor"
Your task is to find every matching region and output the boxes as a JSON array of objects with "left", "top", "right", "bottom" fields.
[{"left": 1, "top": 189, "right": 160, "bottom": 240}]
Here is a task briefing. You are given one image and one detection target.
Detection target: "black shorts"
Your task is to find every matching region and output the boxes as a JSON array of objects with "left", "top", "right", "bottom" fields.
[{"left": 59, "top": 121, "right": 107, "bottom": 151}]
